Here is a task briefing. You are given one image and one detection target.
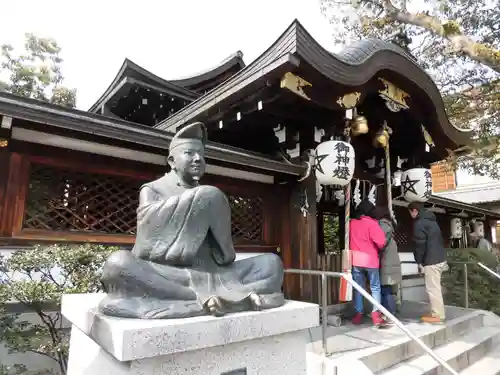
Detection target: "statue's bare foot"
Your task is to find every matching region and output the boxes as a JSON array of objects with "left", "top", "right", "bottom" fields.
[
  {"left": 249, "top": 293, "right": 262, "bottom": 311},
  {"left": 205, "top": 296, "right": 224, "bottom": 317}
]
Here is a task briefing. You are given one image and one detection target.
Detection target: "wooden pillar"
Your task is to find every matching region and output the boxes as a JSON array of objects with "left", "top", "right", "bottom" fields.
[
  {"left": 0, "top": 149, "right": 10, "bottom": 236},
  {"left": 0, "top": 152, "right": 30, "bottom": 237},
  {"left": 276, "top": 184, "right": 295, "bottom": 299},
  {"left": 288, "top": 173, "right": 318, "bottom": 302}
]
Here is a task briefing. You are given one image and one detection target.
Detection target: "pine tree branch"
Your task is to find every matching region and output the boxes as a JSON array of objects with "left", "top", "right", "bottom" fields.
[{"left": 382, "top": 0, "right": 500, "bottom": 73}]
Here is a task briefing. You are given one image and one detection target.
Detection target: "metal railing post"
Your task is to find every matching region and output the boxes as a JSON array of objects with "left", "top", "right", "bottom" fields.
[
  {"left": 321, "top": 274, "right": 328, "bottom": 355},
  {"left": 463, "top": 263, "right": 469, "bottom": 308}
]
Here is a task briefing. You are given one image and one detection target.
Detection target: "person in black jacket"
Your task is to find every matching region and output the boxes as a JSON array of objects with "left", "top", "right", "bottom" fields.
[{"left": 408, "top": 202, "right": 447, "bottom": 323}]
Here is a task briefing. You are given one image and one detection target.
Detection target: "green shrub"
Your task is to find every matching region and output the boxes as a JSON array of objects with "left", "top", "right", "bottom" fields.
[
  {"left": 0, "top": 243, "right": 117, "bottom": 375},
  {"left": 0, "top": 364, "right": 26, "bottom": 375},
  {"left": 443, "top": 247, "right": 500, "bottom": 314}
]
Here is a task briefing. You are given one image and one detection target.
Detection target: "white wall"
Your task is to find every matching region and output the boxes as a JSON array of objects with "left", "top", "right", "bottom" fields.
[
  {"left": 235, "top": 252, "right": 265, "bottom": 260},
  {"left": 399, "top": 252, "right": 427, "bottom": 303},
  {"left": 455, "top": 168, "right": 499, "bottom": 187}
]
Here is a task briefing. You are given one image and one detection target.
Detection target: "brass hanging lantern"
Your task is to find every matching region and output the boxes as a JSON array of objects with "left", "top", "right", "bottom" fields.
[
  {"left": 350, "top": 115, "right": 369, "bottom": 136},
  {"left": 373, "top": 128, "right": 390, "bottom": 148}
]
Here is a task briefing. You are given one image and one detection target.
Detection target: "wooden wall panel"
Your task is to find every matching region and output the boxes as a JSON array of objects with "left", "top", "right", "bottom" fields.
[
  {"left": 0, "top": 150, "right": 10, "bottom": 236},
  {"left": 28, "top": 154, "right": 157, "bottom": 181},
  {"left": 431, "top": 163, "right": 456, "bottom": 192},
  {"left": 284, "top": 174, "right": 343, "bottom": 304}
]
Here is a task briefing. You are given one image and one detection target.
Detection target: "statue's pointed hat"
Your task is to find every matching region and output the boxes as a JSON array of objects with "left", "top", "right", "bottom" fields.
[{"left": 169, "top": 122, "right": 207, "bottom": 153}]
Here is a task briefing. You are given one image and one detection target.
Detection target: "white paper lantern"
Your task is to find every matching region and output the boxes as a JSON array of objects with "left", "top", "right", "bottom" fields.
[
  {"left": 472, "top": 221, "right": 485, "bottom": 237},
  {"left": 314, "top": 140, "right": 355, "bottom": 186},
  {"left": 450, "top": 218, "right": 463, "bottom": 239},
  {"left": 400, "top": 168, "right": 432, "bottom": 202}
]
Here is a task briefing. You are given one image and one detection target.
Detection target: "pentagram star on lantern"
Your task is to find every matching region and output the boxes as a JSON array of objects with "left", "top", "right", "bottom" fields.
[
  {"left": 401, "top": 174, "right": 419, "bottom": 196},
  {"left": 314, "top": 152, "right": 329, "bottom": 175}
]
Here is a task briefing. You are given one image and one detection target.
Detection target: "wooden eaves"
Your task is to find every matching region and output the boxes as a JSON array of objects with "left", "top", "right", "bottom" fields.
[{"left": 0, "top": 92, "right": 305, "bottom": 177}]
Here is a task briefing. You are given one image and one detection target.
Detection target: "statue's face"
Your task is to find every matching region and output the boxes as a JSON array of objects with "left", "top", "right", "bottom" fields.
[{"left": 168, "top": 140, "right": 206, "bottom": 184}]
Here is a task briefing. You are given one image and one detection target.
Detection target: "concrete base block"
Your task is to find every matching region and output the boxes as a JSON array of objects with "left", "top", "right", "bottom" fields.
[{"left": 62, "top": 294, "right": 319, "bottom": 375}]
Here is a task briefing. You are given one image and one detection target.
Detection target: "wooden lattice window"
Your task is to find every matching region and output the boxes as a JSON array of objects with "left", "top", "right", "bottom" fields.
[
  {"left": 23, "top": 163, "right": 144, "bottom": 234},
  {"left": 227, "top": 195, "right": 263, "bottom": 243},
  {"left": 22, "top": 162, "right": 265, "bottom": 241},
  {"left": 392, "top": 206, "right": 415, "bottom": 251},
  {"left": 394, "top": 230, "right": 411, "bottom": 246}
]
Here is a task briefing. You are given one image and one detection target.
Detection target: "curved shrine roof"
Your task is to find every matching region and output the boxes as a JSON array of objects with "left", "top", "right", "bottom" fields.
[
  {"left": 154, "top": 19, "right": 472, "bottom": 149},
  {"left": 88, "top": 52, "right": 246, "bottom": 113},
  {"left": 169, "top": 51, "right": 245, "bottom": 91}
]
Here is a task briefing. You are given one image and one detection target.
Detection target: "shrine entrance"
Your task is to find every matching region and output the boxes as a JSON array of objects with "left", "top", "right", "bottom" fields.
[{"left": 317, "top": 200, "right": 343, "bottom": 305}]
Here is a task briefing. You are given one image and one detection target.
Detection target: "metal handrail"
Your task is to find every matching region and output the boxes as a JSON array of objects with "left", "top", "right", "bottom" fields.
[
  {"left": 401, "top": 260, "right": 500, "bottom": 309},
  {"left": 477, "top": 262, "right": 500, "bottom": 280},
  {"left": 285, "top": 268, "right": 459, "bottom": 375}
]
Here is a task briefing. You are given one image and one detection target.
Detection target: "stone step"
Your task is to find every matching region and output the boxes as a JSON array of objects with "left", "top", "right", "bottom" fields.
[
  {"left": 316, "top": 311, "right": 484, "bottom": 373},
  {"left": 460, "top": 343, "right": 500, "bottom": 375},
  {"left": 378, "top": 326, "right": 500, "bottom": 375}
]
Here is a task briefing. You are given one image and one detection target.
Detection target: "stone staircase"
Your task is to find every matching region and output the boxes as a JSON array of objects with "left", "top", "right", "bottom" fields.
[{"left": 306, "top": 301, "right": 500, "bottom": 375}]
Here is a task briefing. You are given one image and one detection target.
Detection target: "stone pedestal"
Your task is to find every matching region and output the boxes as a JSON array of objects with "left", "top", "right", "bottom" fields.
[{"left": 62, "top": 294, "right": 319, "bottom": 375}]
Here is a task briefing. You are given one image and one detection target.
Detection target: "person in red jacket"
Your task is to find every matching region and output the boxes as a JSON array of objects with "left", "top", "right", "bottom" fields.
[{"left": 350, "top": 200, "right": 387, "bottom": 326}]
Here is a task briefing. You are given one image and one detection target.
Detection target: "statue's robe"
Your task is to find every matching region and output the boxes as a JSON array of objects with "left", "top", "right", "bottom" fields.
[{"left": 99, "top": 172, "right": 284, "bottom": 319}]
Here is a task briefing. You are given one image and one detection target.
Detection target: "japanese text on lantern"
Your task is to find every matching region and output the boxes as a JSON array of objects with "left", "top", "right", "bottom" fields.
[
  {"left": 424, "top": 170, "right": 432, "bottom": 199},
  {"left": 333, "top": 142, "right": 351, "bottom": 180}
]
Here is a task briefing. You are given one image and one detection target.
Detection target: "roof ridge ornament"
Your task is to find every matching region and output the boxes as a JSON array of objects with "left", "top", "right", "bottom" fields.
[
  {"left": 378, "top": 78, "right": 410, "bottom": 112},
  {"left": 336, "top": 92, "right": 361, "bottom": 109},
  {"left": 280, "top": 72, "right": 312, "bottom": 100},
  {"left": 421, "top": 124, "right": 435, "bottom": 147}
]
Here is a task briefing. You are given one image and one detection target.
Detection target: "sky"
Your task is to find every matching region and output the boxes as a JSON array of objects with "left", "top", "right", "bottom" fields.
[
  {"left": 0, "top": 0, "right": 334, "bottom": 110},
  {"left": 456, "top": 169, "right": 497, "bottom": 186}
]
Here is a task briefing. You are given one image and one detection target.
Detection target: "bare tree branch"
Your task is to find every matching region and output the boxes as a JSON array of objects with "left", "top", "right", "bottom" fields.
[{"left": 382, "top": 0, "right": 500, "bottom": 72}]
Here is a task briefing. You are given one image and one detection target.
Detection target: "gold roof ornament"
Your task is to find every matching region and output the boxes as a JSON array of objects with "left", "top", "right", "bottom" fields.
[
  {"left": 421, "top": 125, "right": 435, "bottom": 147},
  {"left": 378, "top": 78, "right": 409, "bottom": 112},
  {"left": 336, "top": 92, "right": 361, "bottom": 109},
  {"left": 280, "top": 72, "right": 312, "bottom": 100}
]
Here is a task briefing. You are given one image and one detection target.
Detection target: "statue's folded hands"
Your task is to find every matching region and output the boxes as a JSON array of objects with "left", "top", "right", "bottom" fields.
[{"left": 99, "top": 122, "right": 285, "bottom": 319}]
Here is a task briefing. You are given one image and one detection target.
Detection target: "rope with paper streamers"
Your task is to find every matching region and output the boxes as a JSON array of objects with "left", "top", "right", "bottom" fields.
[{"left": 353, "top": 179, "right": 384, "bottom": 208}]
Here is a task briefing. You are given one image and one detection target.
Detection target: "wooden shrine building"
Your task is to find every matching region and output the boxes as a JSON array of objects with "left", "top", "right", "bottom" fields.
[{"left": 0, "top": 20, "right": 499, "bottom": 305}]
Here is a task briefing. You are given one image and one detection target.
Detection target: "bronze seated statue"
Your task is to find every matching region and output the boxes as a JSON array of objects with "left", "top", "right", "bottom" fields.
[{"left": 99, "top": 122, "right": 285, "bottom": 319}]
